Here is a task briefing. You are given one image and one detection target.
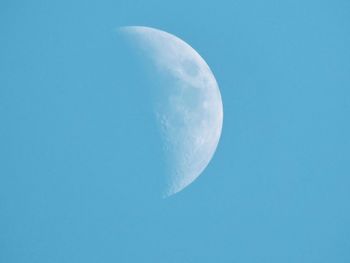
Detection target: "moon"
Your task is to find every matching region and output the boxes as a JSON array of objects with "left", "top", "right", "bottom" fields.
[{"left": 119, "top": 26, "right": 223, "bottom": 197}]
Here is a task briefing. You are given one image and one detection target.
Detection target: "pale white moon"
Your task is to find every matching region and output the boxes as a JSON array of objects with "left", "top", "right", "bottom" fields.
[{"left": 120, "top": 26, "right": 223, "bottom": 197}]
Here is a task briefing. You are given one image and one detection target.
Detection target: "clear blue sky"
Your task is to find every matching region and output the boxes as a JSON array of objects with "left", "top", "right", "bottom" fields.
[{"left": 1, "top": 0, "right": 349, "bottom": 262}]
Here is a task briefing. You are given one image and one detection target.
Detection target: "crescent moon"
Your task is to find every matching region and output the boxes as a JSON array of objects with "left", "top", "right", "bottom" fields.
[{"left": 119, "top": 26, "right": 223, "bottom": 197}]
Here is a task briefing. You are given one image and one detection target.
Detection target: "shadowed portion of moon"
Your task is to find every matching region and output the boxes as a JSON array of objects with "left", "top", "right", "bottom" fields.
[{"left": 119, "top": 26, "right": 223, "bottom": 197}]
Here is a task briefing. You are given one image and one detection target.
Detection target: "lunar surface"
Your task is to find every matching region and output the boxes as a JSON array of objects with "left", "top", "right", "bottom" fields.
[{"left": 119, "top": 26, "right": 223, "bottom": 197}]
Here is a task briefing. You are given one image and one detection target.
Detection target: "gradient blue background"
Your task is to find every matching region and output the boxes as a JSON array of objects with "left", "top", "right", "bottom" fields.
[{"left": 1, "top": 0, "right": 349, "bottom": 262}]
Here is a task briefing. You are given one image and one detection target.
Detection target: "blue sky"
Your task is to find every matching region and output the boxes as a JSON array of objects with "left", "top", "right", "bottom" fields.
[{"left": 1, "top": 0, "right": 350, "bottom": 262}]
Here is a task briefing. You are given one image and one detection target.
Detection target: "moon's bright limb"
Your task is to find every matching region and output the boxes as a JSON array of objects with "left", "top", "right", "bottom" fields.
[{"left": 120, "top": 26, "right": 223, "bottom": 197}]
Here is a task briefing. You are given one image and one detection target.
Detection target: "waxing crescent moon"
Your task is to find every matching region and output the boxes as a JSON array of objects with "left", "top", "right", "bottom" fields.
[{"left": 119, "top": 26, "right": 223, "bottom": 197}]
